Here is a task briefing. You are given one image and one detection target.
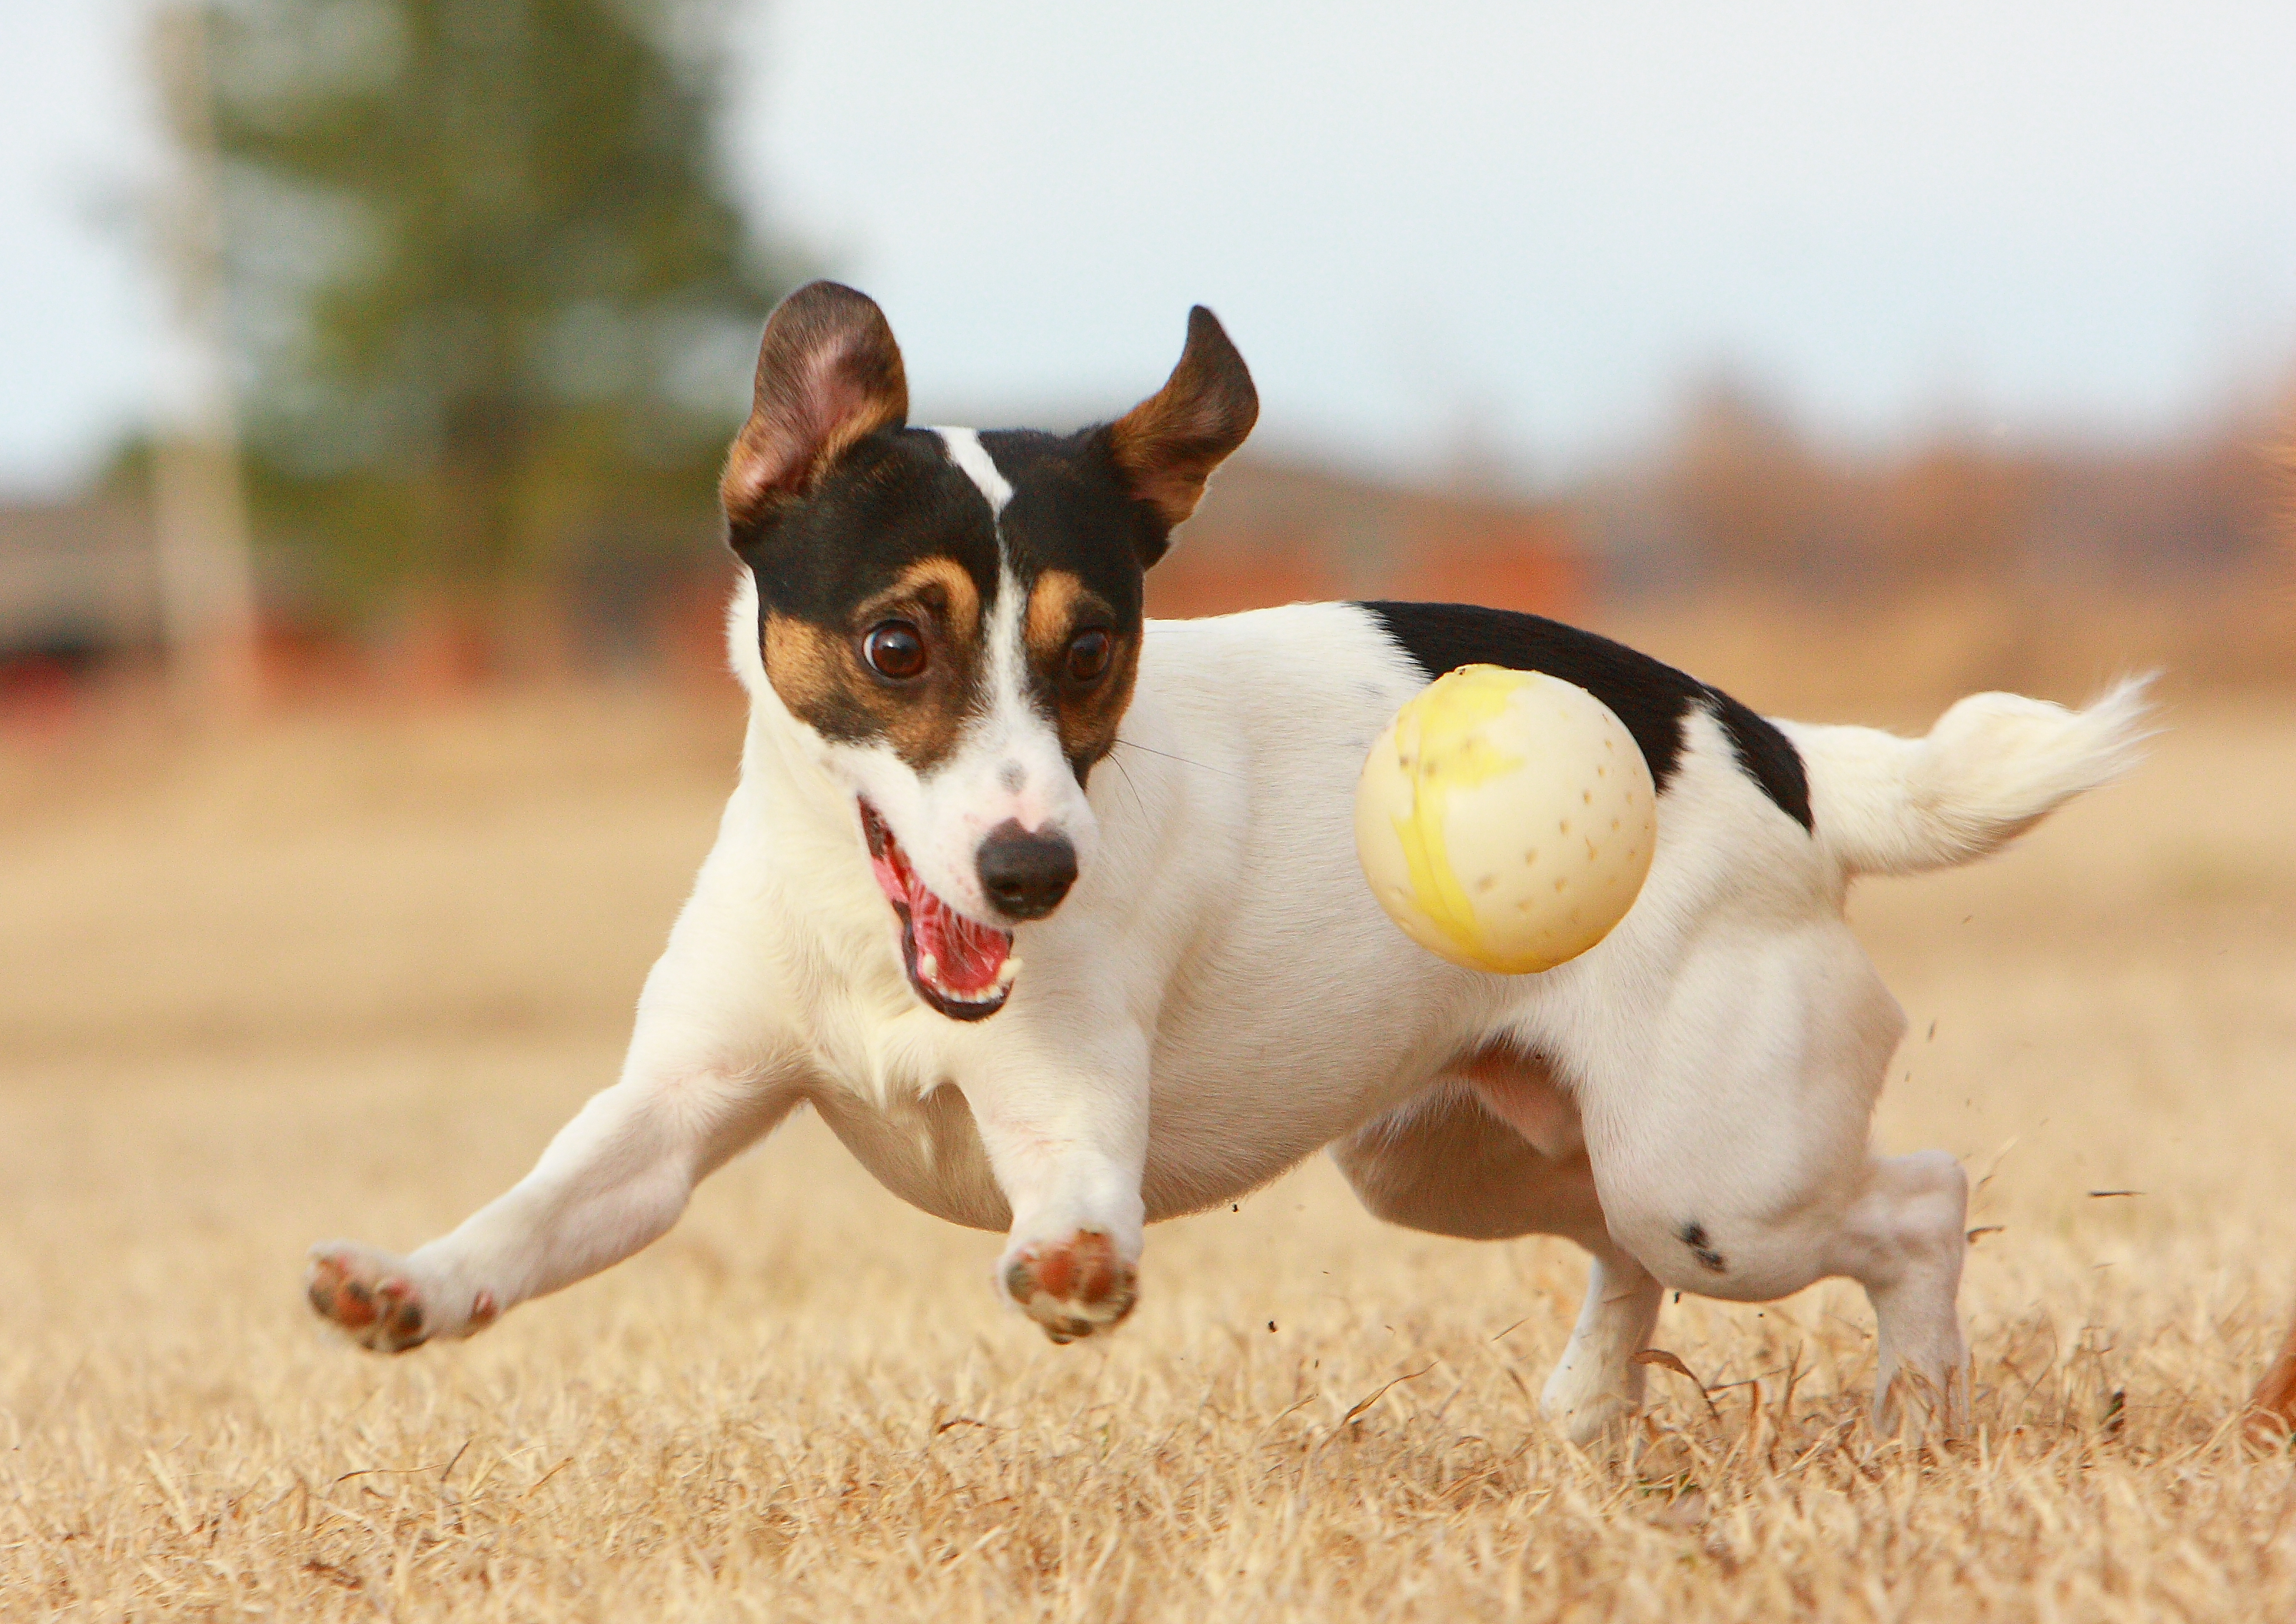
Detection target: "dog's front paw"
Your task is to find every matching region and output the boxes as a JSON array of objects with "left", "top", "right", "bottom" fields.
[
  {"left": 305, "top": 1242, "right": 496, "bottom": 1354},
  {"left": 998, "top": 1231, "right": 1138, "bottom": 1344}
]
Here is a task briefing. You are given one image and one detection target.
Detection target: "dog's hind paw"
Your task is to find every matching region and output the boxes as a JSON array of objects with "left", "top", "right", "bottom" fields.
[
  {"left": 1540, "top": 1349, "right": 1649, "bottom": 1449},
  {"left": 999, "top": 1231, "right": 1138, "bottom": 1344},
  {"left": 1541, "top": 1381, "right": 1641, "bottom": 1449},
  {"left": 305, "top": 1242, "right": 495, "bottom": 1354}
]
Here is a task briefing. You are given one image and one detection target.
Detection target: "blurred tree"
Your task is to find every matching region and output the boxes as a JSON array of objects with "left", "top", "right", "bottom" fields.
[{"left": 189, "top": 0, "right": 801, "bottom": 641}]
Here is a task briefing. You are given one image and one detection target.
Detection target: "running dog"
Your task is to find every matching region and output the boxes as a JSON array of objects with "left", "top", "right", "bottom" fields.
[{"left": 308, "top": 282, "right": 2149, "bottom": 1442}]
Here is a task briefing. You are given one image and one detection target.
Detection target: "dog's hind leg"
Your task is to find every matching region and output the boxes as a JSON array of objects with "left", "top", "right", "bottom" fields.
[
  {"left": 1577, "top": 919, "right": 1973, "bottom": 1440},
  {"left": 1828, "top": 1149, "right": 1973, "bottom": 1437},
  {"left": 1331, "top": 1077, "right": 1604, "bottom": 1243},
  {"left": 1456, "top": 1047, "right": 1668, "bottom": 1443},
  {"left": 1540, "top": 1247, "right": 1663, "bottom": 1445},
  {"left": 1332, "top": 1071, "right": 1660, "bottom": 1445}
]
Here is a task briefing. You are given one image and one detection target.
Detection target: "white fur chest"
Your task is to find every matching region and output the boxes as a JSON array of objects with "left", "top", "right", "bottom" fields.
[{"left": 709, "top": 602, "right": 1530, "bottom": 1228}]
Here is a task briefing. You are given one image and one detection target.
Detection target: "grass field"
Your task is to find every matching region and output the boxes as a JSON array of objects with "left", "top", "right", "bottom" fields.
[{"left": 4, "top": 671, "right": 2295, "bottom": 1620}]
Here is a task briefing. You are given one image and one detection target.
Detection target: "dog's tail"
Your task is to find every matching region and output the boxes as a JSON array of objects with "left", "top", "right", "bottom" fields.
[{"left": 1786, "top": 676, "right": 2154, "bottom": 878}]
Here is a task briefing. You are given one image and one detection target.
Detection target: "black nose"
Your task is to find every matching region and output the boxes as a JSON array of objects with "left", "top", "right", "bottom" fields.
[{"left": 977, "top": 822, "right": 1078, "bottom": 920}]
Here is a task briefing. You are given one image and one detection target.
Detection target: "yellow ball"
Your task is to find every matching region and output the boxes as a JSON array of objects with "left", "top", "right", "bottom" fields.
[{"left": 1355, "top": 664, "right": 1657, "bottom": 974}]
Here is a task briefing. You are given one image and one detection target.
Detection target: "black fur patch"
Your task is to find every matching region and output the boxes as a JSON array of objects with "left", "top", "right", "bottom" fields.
[
  {"left": 729, "top": 425, "right": 1165, "bottom": 781},
  {"left": 981, "top": 429, "right": 1164, "bottom": 783},
  {"left": 730, "top": 429, "right": 1000, "bottom": 693},
  {"left": 1678, "top": 1221, "right": 1728, "bottom": 1274},
  {"left": 727, "top": 428, "right": 1003, "bottom": 766},
  {"left": 1359, "top": 601, "right": 1813, "bottom": 832},
  {"left": 978, "top": 429, "right": 1158, "bottom": 636}
]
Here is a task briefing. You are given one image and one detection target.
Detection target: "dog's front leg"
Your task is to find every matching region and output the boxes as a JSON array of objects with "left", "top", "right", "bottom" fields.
[
  {"left": 307, "top": 1053, "right": 802, "bottom": 1353},
  {"left": 961, "top": 1022, "right": 1151, "bottom": 1344}
]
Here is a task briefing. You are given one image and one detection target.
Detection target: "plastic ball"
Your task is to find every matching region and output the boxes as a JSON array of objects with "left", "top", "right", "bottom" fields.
[{"left": 1355, "top": 664, "right": 1656, "bottom": 974}]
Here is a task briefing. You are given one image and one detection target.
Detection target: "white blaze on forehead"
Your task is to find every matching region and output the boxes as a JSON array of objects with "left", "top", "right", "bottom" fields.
[
  {"left": 966, "top": 554, "right": 1053, "bottom": 812},
  {"left": 932, "top": 426, "right": 1012, "bottom": 516},
  {"left": 929, "top": 424, "right": 1027, "bottom": 755},
  {"left": 932, "top": 422, "right": 1038, "bottom": 804},
  {"left": 912, "top": 429, "right": 1094, "bottom": 853}
]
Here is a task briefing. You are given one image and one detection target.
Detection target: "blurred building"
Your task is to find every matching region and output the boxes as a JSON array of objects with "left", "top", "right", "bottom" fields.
[
  {"left": 0, "top": 497, "right": 159, "bottom": 667},
  {"left": 1577, "top": 383, "right": 2287, "bottom": 599}
]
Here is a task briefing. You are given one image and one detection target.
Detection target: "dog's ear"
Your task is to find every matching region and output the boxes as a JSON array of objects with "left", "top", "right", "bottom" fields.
[
  {"left": 721, "top": 281, "right": 910, "bottom": 531},
  {"left": 1101, "top": 306, "right": 1258, "bottom": 556}
]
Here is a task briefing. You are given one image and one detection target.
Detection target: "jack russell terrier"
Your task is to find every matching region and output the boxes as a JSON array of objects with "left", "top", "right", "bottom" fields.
[{"left": 309, "top": 282, "right": 2148, "bottom": 1442}]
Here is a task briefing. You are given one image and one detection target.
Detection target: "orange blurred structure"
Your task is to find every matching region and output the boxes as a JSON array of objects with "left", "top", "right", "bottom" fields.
[{"left": 1147, "top": 459, "right": 1583, "bottom": 620}]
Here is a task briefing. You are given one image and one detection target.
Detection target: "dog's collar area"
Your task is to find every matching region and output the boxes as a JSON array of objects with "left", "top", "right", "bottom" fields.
[{"left": 858, "top": 799, "right": 1018, "bottom": 1021}]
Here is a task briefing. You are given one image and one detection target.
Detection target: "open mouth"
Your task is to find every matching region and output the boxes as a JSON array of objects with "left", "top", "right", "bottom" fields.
[{"left": 859, "top": 799, "right": 1018, "bottom": 1020}]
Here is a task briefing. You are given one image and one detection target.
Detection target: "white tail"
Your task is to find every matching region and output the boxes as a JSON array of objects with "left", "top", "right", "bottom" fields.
[{"left": 1788, "top": 676, "right": 2155, "bottom": 878}]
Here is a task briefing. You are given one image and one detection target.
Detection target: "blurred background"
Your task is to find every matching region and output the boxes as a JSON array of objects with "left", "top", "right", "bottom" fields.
[
  {"left": 4, "top": 0, "right": 2292, "bottom": 731},
  {"left": 5, "top": 18, "right": 2296, "bottom": 1609}
]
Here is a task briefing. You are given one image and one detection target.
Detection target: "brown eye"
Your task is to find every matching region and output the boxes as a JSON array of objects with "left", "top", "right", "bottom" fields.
[
  {"left": 1065, "top": 629, "right": 1113, "bottom": 684},
  {"left": 862, "top": 621, "right": 927, "bottom": 680}
]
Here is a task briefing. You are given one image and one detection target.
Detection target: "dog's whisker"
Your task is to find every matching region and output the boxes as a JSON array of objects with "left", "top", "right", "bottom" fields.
[
  {"left": 1112, "top": 737, "right": 1242, "bottom": 778},
  {"left": 1105, "top": 749, "right": 1147, "bottom": 812}
]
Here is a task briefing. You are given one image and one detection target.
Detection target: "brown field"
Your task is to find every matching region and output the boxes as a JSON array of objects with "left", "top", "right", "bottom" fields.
[{"left": 4, "top": 658, "right": 2295, "bottom": 1620}]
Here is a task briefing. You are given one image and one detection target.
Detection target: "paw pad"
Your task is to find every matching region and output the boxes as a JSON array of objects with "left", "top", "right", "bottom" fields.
[
  {"left": 1002, "top": 1231, "right": 1138, "bottom": 1343},
  {"left": 305, "top": 1246, "right": 438, "bottom": 1353},
  {"left": 375, "top": 1279, "right": 424, "bottom": 1342}
]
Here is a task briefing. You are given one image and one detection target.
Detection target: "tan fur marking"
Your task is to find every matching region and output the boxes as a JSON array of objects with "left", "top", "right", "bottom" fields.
[
  {"left": 759, "top": 555, "right": 990, "bottom": 771},
  {"left": 760, "top": 614, "right": 853, "bottom": 722},
  {"left": 1024, "top": 570, "right": 1088, "bottom": 664},
  {"left": 1023, "top": 569, "right": 1135, "bottom": 768},
  {"left": 1105, "top": 306, "right": 1258, "bottom": 528},
  {"left": 867, "top": 557, "right": 982, "bottom": 655}
]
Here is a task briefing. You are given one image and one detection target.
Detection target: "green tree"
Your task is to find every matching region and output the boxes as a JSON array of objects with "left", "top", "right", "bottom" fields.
[{"left": 194, "top": 0, "right": 801, "bottom": 631}]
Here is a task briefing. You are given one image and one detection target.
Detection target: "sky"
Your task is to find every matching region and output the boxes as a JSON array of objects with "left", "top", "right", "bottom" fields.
[{"left": 5, "top": 0, "right": 2295, "bottom": 497}]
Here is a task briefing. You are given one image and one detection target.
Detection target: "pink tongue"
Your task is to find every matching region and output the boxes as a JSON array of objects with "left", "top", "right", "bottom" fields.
[{"left": 907, "top": 873, "right": 1010, "bottom": 993}]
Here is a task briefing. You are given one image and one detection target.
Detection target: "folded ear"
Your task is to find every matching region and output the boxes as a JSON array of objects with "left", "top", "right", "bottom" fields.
[
  {"left": 721, "top": 281, "right": 910, "bottom": 530},
  {"left": 1103, "top": 305, "right": 1258, "bottom": 541}
]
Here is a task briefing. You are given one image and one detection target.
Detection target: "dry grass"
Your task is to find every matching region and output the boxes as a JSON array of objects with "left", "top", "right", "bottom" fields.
[{"left": 5, "top": 677, "right": 2296, "bottom": 1620}]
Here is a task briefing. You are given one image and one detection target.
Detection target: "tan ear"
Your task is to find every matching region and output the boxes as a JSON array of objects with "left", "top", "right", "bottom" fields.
[
  {"left": 1104, "top": 305, "right": 1258, "bottom": 530},
  {"left": 721, "top": 281, "right": 910, "bottom": 528}
]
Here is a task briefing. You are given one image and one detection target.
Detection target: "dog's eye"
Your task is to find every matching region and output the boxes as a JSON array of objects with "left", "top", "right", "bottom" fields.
[
  {"left": 1065, "top": 629, "right": 1112, "bottom": 684},
  {"left": 862, "top": 621, "right": 927, "bottom": 681}
]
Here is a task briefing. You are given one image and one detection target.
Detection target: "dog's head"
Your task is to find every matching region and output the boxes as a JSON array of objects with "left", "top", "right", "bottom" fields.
[{"left": 722, "top": 282, "right": 1257, "bottom": 1020}]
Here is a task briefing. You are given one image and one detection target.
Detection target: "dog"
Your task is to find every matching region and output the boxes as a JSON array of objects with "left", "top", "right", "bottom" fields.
[{"left": 307, "top": 281, "right": 2149, "bottom": 1442}]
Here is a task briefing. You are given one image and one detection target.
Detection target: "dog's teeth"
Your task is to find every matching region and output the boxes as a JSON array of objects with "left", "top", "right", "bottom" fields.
[
  {"left": 995, "top": 958, "right": 1023, "bottom": 989},
  {"left": 917, "top": 953, "right": 939, "bottom": 983}
]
